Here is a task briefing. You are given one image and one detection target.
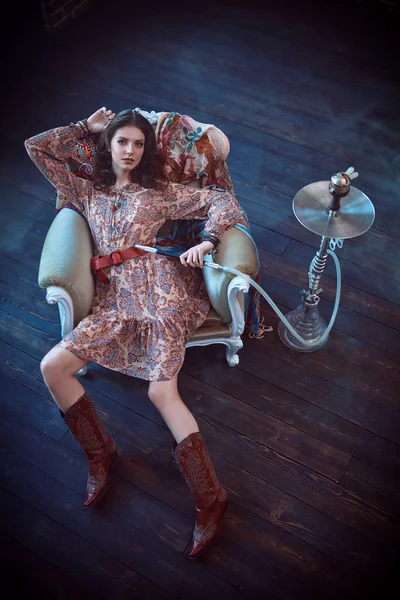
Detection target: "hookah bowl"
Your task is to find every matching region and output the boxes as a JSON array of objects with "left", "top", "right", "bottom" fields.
[{"left": 278, "top": 170, "right": 375, "bottom": 352}]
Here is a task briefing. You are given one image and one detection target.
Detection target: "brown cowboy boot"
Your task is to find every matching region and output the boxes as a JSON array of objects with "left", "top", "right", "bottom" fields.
[
  {"left": 174, "top": 432, "right": 228, "bottom": 559},
  {"left": 61, "top": 392, "right": 117, "bottom": 508}
]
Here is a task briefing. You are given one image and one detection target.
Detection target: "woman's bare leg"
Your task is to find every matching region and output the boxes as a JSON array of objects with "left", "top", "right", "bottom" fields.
[
  {"left": 148, "top": 374, "right": 199, "bottom": 443},
  {"left": 40, "top": 346, "right": 89, "bottom": 413}
]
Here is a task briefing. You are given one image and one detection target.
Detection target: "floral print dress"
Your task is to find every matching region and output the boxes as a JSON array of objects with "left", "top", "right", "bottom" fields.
[{"left": 25, "top": 124, "right": 243, "bottom": 381}]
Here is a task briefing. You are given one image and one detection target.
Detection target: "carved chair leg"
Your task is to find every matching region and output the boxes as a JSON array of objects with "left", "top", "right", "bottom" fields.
[{"left": 225, "top": 337, "right": 243, "bottom": 366}]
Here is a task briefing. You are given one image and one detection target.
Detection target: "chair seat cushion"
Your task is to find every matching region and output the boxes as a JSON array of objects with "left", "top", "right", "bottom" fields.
[
  {"left": 190, "top": 307, "right": 231, "bottom": 341},
  {"left": 202, "top": 306, "right": 223, "bottom": 329}
]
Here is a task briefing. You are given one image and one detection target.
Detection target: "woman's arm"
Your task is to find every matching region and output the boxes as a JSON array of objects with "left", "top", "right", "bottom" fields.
[
  {"left": 25, "top": 122, "right": 93, "bottom": 212},
  {"left": 163, "top": 183, "right": 243, "bottom": 239},
  {"left": 162, "top": 182, "right": 244, "bottom": 268},
  {"left": 25, "top": 108, "right": 116, "bottom": 212}
]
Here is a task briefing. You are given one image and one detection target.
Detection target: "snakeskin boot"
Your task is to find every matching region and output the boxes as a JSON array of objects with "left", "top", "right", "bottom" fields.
[
  {"left": 174, "top": 432, "right": 228, "bottom": 559},
  {"left": 61, "top": 392, "right": 117, "bottom": 508}
]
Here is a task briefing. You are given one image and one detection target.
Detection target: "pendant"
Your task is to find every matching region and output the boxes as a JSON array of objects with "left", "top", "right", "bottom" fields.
[{"left": 114, "top": 199, "right": 122, "bottom": 209}]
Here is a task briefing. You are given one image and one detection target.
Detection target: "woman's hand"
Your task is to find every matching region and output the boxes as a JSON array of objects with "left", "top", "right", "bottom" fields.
[
  {"left": 87, "top": 107, "right": 116, "bottom": 133},
  {"left": 180, "top": 241, "right": 215, "bottom": 268}
]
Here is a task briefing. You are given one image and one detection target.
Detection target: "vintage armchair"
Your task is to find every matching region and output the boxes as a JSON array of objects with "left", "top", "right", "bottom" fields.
[{"left": 38, "top": 114, "right": 259, "bottom": 372}]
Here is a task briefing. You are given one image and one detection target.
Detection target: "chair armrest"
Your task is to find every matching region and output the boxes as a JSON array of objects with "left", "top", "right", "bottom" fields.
[
  {"left": 38, "top": 208, "right": 94, "bottom": 326},
  {"left": 203, "top": 226, "right": 258, "bottom": 323}
]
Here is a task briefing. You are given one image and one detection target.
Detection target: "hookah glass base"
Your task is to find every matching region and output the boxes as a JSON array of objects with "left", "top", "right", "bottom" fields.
[{"left": 278, "top": 304, "right": 328, "bottom": 352}]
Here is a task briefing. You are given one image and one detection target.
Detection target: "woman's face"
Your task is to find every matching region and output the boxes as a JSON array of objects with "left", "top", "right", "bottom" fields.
[{"left": 109, "top": 125, "right": 145, "bottom": 173}]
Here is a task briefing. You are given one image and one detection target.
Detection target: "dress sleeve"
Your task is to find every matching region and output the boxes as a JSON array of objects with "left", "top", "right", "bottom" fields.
[
  {"left": 25, "top": 123, "right": 93, "bottom": 214},
  {"left": 162, "top": 183, "right": 244, "bottom": 240}
]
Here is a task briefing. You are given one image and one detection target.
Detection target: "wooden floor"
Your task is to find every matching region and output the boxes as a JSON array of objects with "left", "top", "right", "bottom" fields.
[{"left": 1, "top": 0, "right": 399, "bottom": 598}]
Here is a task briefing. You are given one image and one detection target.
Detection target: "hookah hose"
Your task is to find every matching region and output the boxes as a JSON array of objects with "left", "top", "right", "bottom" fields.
[{"left": 135, "top": 245, "right": 342, "bottom": 347}]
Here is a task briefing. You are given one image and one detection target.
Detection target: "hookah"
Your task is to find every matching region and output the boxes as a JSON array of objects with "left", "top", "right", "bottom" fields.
[{"left": 135, "top": 167, "right": 375, "bottom": 352}]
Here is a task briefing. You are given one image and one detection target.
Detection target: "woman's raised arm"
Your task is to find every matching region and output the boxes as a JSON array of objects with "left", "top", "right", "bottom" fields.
[{"left": 24, "top": 108, "right": 115, "bottom": 211}]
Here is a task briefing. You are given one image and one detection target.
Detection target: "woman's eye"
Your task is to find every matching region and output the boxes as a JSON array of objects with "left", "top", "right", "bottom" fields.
[
  {"left": 117, "top": 140, "right": 125, "bottom": 145},
  {"left": 136, "top": 142, "right": 143, "bottom": 147}
]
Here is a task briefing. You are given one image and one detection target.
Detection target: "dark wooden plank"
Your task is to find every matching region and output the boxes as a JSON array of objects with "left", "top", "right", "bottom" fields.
[
  {"left": 0, "top": 255, "right": 41, "bottom": 299},
  {"left": 0, "top": 182, "right": 55, "bottom": 227},
  {"left": 0, "top": 237, "right": 42, "bottom": 274},
  {"left": 259, "top": 304, "right": 400, "bottom": 417},
  {"left": 0, "top": 339, "right": 53, "bottom": 399},
  {"left": 323, "top": 328, "right": 400, "bottom": 386},
  {"left": 183, "top": 346, "right": 400, "bottom": 477},
  {"left": 221, "top": 502, "right": 376, "bottom": 600},
  {"left": 133, "top": 42, "right": 399, "bottom": 142},
  {"left": 259, "top": 301, "right": 400, "bottom": 390},
  {"left": 340, "top": 457, "right": 400, "bottom": 519},
  {"left": 194, "top": 411, "right": 399, "bottom": 547},
  {"left": 0, "top": 146, "right": 59, "bottom": 205},
  {"left": 237, "top": 333, "right": 400, "bottom": 445},
  {"left": 0, "top": 280, "right": 60, "bottom": 337},
  {"left": 256, "top": 308, "right": 400, "bottom": 410},
  {"left": 171, "top": 2, "right": 399, "bottom": 88},
  {"left": 0, "top": 409, "right": 378, "bottom": 600},
  {"left": 178, "top": 371, "right": 350, "bottom": 481},
  {"left": 1, "top": 410, "right": 303, "bottom": 600},
  {"left": 81, "top": 57, "right": 398, "bottom": 191},
  {"left": 0, "top": 373, "right": 66, "bottom": 441},
  {"left": 208, "top": 454, "right": 397, "bottom": 577},
  {"left": 173, "top": 450, "right": 397, "bottom": 579},
  {"left": 0, "top": 446, "right": 259, "bottom": 600},
  {"left": 242, "top": 221, "right": 290, "bottom": 256},
  {"left": 0, "top": 492, "right": 175, "bottom": 600},
  {"left": 0, "top": 206, "right": 48, "bottom": 252},
  {"left": 0, "top": 529, "right": 101, "bottom": 600},
  {"left": 105, "top": 429, "right": 359, "bottom": 600},
  {"left": 0, "top": 409, "right": 192, "bottom": 554}
]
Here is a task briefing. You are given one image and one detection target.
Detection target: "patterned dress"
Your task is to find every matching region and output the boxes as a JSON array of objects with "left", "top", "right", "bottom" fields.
[{"left": 25, "top": 124, "right": 243, "bottom": 381}]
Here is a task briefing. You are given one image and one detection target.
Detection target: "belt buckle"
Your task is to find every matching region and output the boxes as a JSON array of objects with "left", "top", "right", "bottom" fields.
[{"left": 110, "top": 250, "right": 124, "bottom": 266}]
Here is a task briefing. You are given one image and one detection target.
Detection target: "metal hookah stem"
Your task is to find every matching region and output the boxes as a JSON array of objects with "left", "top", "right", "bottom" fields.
[{"left": 307, "top": 236, "right": 329, "bottom": 297}]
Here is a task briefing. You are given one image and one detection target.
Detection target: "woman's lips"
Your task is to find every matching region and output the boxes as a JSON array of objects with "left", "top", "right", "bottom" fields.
[{"left": 122, "top": 158, "right": 134, "bottom": 164}]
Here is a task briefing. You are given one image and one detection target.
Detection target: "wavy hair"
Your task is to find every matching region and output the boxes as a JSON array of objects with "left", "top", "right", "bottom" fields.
[{"left": 95, "top": 109, "right": 169, "bottom": 191}]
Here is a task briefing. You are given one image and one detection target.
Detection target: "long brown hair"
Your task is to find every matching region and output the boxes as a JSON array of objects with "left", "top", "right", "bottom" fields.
[{"left": 95, "top": 109, "right": 169, "bottom": 190}]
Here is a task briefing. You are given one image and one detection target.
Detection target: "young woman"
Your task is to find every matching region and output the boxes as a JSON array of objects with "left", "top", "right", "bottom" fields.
[{"left": 25, "top": 107, "right": 243, "bottom": 559}]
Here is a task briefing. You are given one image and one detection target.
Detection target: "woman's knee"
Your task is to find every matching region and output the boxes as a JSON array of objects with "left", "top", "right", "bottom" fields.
[
  {"left": 148, "top": 386, "right": 166, "bottom": 410},
  {"left": 148, "top": 382, "right": 179, "bottom": 411},
  {"left": 40, "top": 347, "right": 78, "bottom": 385},
  {"left": 40, "top": 351, "right": 62, "bottom": 384}
]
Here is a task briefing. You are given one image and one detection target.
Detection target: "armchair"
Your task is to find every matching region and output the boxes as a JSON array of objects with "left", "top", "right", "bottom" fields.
[{"left": 38, "top": 114, "right": 259, "bottom": 371}]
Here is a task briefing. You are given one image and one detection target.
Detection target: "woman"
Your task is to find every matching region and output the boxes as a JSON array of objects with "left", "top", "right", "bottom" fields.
[{"left": 25, "top": 107, "right": 243, "bottom": 559}]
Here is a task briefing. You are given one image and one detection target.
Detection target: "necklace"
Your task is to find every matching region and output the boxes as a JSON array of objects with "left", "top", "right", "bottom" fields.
[
  {"left": 113, "top": 192, "right": 124, "bottom": 210},
  {"left": 112, "top": 191, "right": 125, "bottom": 230}
]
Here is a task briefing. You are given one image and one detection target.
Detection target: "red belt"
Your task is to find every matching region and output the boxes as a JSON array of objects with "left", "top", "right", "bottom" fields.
[{"left": 90, "top": 247, "right": 149, "bottom": 284}]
